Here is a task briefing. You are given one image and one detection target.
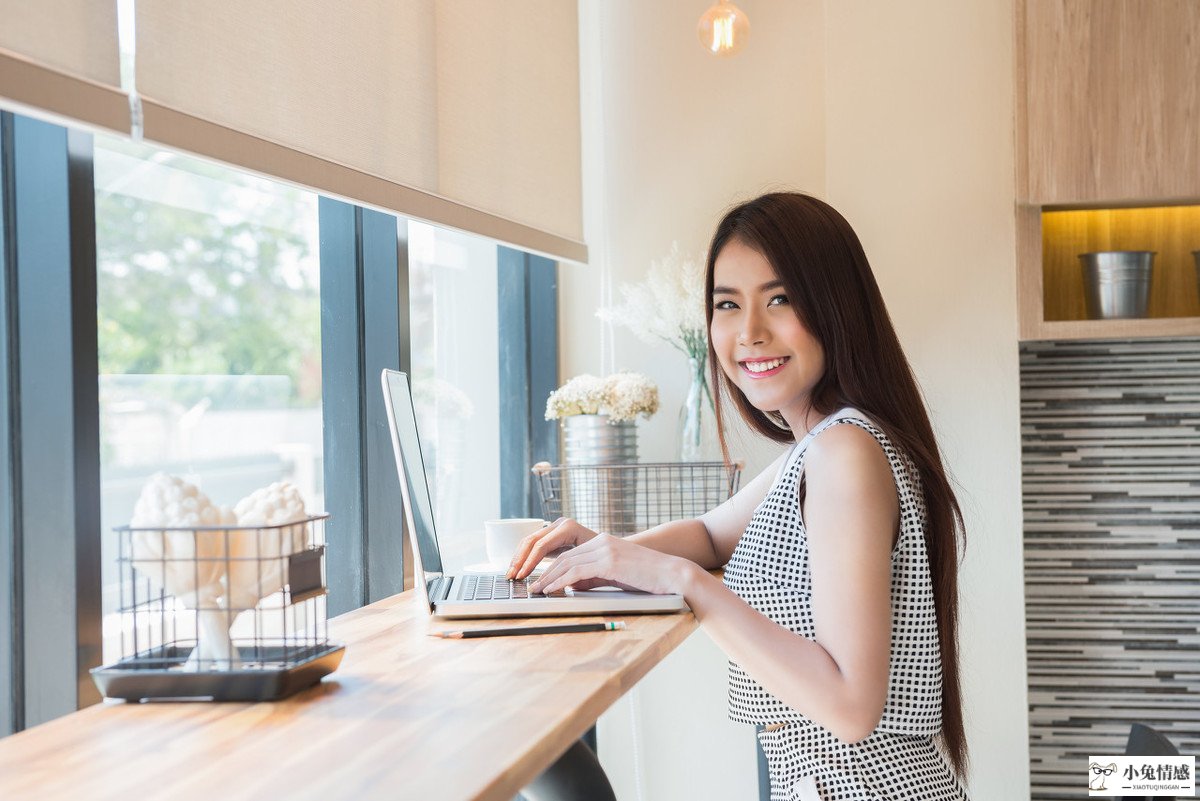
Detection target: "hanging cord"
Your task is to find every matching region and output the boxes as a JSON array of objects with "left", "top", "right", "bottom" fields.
[
  {"left": 116, "top": 0, "right": 144, "bottom": 140},
  {"left": 592, "top": 4, "right": 616, "bottom": 377},
  {"left": 591, "top": 11, "right": 639, "bottom": 796}
]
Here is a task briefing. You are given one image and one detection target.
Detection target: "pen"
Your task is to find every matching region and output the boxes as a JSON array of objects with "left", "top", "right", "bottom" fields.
[{"left": 432, "top": 621, "right": 626, "bottom": 639}]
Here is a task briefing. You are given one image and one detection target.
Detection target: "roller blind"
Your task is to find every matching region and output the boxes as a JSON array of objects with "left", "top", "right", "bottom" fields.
[
  {"left": 0, "top": 0, "right": 129, "bottom": 133},
  {"left": 136, "top": 0, "right": 586, "bottom": 263}
]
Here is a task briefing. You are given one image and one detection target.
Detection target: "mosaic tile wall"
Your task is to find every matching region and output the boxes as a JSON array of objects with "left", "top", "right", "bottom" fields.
[{"left": 1020, "top": 337, "right": 1200, "bottom": 799}]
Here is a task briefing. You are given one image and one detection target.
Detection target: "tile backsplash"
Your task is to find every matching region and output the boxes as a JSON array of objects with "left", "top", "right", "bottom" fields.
[{"left": 1020, "top": 337, "right": 1200, "bottom": 799}]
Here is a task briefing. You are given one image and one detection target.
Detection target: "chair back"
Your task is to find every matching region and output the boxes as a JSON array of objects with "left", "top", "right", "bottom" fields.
[{"left": 1122, "top": 723, "right": 1179, "bottom": 801}]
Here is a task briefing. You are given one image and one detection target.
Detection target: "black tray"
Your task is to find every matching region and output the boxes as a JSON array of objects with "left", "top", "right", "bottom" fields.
[{"left": 91, "top": 643, "right": 345, "bottom": 702}]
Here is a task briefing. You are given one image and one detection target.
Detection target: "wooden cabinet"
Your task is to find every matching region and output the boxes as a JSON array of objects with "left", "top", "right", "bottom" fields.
[
  {"left": 1016, "top": 0, "right": 1200, "bottom": 339},
  {"left": 1017, "top": 0, "right": 1200, "bottom": 205}
]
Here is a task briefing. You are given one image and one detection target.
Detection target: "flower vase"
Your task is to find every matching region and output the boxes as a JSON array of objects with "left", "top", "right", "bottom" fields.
[
  {"left": 561, "top": 414, "right": 638, "bottom": 535},
  {"left": 677, "top": 356, "right": 719, "bottom": 461}
]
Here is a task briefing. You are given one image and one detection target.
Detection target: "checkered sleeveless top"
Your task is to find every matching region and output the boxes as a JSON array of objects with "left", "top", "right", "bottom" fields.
[{"left": 723, "top": 409, "right": 969, "bottom": 801}]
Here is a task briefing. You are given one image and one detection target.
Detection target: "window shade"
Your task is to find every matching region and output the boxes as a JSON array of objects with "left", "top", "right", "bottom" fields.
[
  {"left": 135, "top": 0, "right": 586, "bottom": 263},
  {"left": 0, "top": 0, "right": 128, "bottom": 133}
]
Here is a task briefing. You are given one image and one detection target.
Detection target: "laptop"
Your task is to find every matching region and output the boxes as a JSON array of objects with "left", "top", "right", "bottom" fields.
[{"left": 381, "top": 369, "right": 688, "bottom": 618}]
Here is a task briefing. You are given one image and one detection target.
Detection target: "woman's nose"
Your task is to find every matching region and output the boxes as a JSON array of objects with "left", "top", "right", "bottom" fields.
[{"left": 737, "top": 310, "right": 768, "bottom": 346}]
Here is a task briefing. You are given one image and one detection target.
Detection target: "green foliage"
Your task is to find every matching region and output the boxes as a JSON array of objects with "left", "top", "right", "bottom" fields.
[{"left": 95, "top": 138, "right": 321, "bottom": 406}]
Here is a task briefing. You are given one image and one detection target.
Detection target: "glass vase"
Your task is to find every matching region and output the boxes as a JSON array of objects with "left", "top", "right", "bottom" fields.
[{"left": 677, "top": 355, "right": 719, "bottom": 461}]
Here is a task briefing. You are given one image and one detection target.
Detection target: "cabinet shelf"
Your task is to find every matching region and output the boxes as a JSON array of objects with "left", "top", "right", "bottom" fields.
[
  {"left": 1023, "top": 316, "right": 1200, "bottom": 342},
  {"left": 1017, "top": 203, "right": 1200, "bottom": 341}
]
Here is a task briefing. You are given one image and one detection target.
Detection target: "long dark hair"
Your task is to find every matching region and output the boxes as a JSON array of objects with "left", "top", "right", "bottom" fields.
[{"left": 705, "top": 192, "right": 968, "bottom": 776}]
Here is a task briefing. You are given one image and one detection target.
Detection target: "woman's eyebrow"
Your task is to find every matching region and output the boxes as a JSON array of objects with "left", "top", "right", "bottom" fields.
[{"left": 713, "top": 280, "right": 784, "bottom": 295}]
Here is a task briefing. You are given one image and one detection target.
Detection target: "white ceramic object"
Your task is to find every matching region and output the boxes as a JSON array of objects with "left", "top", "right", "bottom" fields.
[
  {"left": 225, "top": 481, "right": 310, "bottom": 612},
  {"left": 484, "top": 518, "right": 547, "bottom": 568},
  {"left": 129, "top": 473, "right": 238, "bottom": 670}
]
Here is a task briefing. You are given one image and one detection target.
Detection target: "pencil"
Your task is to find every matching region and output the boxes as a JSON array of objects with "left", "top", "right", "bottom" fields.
[{"left": 432, "top": 621, "right": 626, "bottom": 639}]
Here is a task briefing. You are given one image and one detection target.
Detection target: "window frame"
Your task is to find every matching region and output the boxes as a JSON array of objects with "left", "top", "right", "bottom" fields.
[
  {"left": 498, "top": 248, "right": 559, "bottom": 518},
  {"left": 1, "top": 111, "right": 17, "bottom": 737},
  {"left": 319, "top": 200, "right": 409, "bottom": 613},
  {"left": 0, "top": 111, "right": 104, "bottom": 733}
]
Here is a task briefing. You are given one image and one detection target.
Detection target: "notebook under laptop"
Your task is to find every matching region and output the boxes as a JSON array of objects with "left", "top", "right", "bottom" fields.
[{"left": 381, "top": 369, "right": 688, "bottom": 619}]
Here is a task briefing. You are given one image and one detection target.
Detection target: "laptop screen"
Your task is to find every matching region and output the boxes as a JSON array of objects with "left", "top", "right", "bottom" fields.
[{"left": 383, "top": 370, "right": 444, "bottom": 577}]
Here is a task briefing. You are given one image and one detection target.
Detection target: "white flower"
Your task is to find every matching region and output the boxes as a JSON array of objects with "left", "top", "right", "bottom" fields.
[
  {"left": 546, "top": 374, "right": 607, "bottom": 419},
  {"left": 596, "top": 242, "right": 707, "bottom": 358},
  {"left": 545, "top": 372, "right": 659, "bottom": 423},
  {"left": 602, "top": 372, "right": 659, "bottom": 422}
]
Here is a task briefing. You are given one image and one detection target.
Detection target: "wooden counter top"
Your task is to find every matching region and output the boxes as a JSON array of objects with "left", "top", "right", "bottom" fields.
[{"left": 0, "top": 589, "right": 698, "bottom": 801}]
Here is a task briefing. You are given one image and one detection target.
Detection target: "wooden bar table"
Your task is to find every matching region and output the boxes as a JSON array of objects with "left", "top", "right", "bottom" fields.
[{"left": 0, "top": 589, "right": 697, "bottom": 801}]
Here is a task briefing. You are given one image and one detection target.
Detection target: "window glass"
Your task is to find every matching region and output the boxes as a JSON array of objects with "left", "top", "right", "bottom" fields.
[
  {"left": 406, "top": 220, "right": 501, "bottom": 571},
  {"left": 94, "top": 136, "right": 322, "bottom": 664}
]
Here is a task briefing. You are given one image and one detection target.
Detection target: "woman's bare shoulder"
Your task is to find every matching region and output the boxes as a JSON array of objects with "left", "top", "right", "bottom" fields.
[{"left": 803, "top": 421, "right": 896, "bottom": 508}]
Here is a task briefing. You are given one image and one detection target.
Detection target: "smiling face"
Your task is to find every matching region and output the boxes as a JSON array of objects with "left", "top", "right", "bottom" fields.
[{"left": 710, "top": 237, "right": 827, "bottom": 434}]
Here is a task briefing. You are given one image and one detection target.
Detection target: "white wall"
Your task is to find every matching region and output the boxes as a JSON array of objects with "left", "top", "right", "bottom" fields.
[
  {"left": 569, "top": 0, "right": 826, "bottom": 471},
  {"left": 823, "top": 2, "right": 1029, "bottom": 797},
  {"left": 570, "top": 3, "right": 825, "bottom": 798},
  {"left": 568, "top": 1, "right": 1028, "bottom": 799}
]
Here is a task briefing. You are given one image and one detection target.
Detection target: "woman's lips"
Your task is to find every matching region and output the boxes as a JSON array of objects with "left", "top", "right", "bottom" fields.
[{"left": 739, "top": 356, "right": 789, "bottom": 379}]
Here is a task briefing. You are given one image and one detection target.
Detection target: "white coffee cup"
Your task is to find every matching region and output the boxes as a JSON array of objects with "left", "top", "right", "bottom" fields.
[{"left": 484, "top": 518, "right": 547, "bottom": 568}]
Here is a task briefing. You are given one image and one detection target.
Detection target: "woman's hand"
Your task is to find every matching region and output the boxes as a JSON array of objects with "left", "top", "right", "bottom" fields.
[
  {"left": 527, "top": 532, "right": 692, "bottom": 597},
  {"left": 506, "top": 517, "right": 599, "bottom": 580}
]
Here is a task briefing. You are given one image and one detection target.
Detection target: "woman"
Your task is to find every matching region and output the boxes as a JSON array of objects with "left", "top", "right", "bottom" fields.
[{"left": 507, "top": 192, "right": 970, "bottom": 801}]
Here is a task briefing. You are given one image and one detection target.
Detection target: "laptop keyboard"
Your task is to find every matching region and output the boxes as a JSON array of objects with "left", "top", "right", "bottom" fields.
[{"left": 459, "top": 573, "right": 566, "bottom": 601}]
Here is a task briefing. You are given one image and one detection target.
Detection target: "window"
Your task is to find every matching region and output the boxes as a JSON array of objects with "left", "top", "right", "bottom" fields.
[
  {"left": 94, "top": 136, "right": 323, "bottom": 665},
  {"left": 405, "top": 225, "right": 561, "bottom": 571},
  {"left": 407, "top": 220, "right": 502, "bottom": 571},
  {"left": 1, "top": 109, "right": 556, "bottom": 734}
]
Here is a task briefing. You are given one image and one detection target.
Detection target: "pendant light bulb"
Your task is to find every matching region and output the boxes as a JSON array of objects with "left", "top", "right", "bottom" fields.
[{"left": 698, "top": 0, "right": 750, "bottom": 57}]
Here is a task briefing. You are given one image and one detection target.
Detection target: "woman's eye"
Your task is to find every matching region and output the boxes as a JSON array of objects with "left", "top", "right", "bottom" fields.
[
  {"left": 714, "top": 300, "right": 737, "bottom": 311},
  {"left": 768, "top": 294, "right": 789, "bottom": 306}
]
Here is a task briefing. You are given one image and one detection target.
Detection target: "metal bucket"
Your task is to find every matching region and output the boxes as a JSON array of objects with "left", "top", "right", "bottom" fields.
[
  {"left": 1078, "top": 251, "right": 1154, "bottom": 319},
  {"left": 561, "top": 415, "right": 638, "bottom": 535},
  {"left": 562, "top": 414, "right": 637, "bottom": 465}
]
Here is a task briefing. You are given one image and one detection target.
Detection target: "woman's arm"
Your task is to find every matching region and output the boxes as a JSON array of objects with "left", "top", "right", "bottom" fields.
[{"left": 531, "top": 424, "right": 898, "bottom": 743}]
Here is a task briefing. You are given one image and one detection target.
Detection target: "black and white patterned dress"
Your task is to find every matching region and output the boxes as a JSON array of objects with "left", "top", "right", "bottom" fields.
[{"left": 723, "top": 409, "right": 970, "bottom": 801}]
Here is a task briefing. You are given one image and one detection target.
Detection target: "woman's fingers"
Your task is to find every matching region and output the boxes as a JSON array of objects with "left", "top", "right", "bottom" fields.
[
  {"left": 532, "top": 560, "right": 601, "bottom": 596},
  {"left": 530, "top": 538, "right": 608, "bottom": 594},
  {"left": 506, "top": 528, "right": 550, "bottom": 579},
  {"left": 507, "top": 518, "right": 572, "bottom": 579},
  {"left": 529, "top": 535, "right": 684, "bottom": 596}
]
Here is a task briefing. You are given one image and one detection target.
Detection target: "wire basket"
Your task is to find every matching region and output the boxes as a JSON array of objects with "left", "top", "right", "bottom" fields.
[
  {"left": 91, "top": 514, "right": 344, "bottom": 702},
  {"left": 531, "top": 461, "right": 743, "bottom": 536}
]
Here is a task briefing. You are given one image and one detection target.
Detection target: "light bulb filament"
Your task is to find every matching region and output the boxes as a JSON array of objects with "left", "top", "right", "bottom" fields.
[
  {"left": 698, "top": 1, "right": 750, "bottom": 57},
  {"left": 713, "top": 16, "right": 735, "bottom": 52}
]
